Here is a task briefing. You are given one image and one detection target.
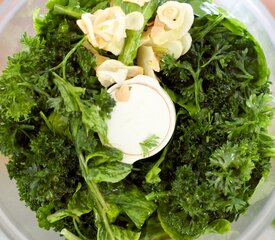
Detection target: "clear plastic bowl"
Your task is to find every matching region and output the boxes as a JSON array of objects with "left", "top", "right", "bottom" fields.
[{"left": 0, "top": 0, "right": 275, "bottom": 239}]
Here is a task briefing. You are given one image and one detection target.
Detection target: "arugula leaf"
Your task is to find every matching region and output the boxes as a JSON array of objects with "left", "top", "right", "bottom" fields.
[
  {"left": 87, "top": 162, "right": 133, "bottom": 183},
  {"left": 47, "top": 183, "right": 94, "bottom": 223},
  {"left": 85, "top": 147, "right": 123, "bottom": 165},
  {"left": 104, "top": 183, "right": 157, "bottom": 229},
  {"left": 96, "top": 224, "right": 141, "bottom": 240},
  {"left": 140, "top": 134, "right": 159, "bottom": 157},
  {"left": 140, "top": 214, "right": 169, "bottom": 240},
  {"left": 162, "top": 85, "right": 198, "bottom": 116},
  {"left": 41, "top": 111, "right": 69, "bottom": 136}
]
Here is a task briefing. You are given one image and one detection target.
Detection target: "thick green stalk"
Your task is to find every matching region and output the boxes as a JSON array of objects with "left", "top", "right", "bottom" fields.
[
  {"left": 73, "top": 219, "right": 89, "bottom": 240},
  {"left": 86, "top": 181, "right": 115, "bottom": 240},
  {"left": 53, "top": 4, "right": 84, "bottom": 19},
  {"left": 77, "top": 151, "right": 115, "bottom": 240},
  {"left": 118, "top": 0, "right": 159, "bottom": 65}
]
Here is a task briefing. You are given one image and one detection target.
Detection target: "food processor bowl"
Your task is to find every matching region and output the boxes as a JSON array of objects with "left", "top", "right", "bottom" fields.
[{"left": 0, "top": 0, "right": 275, "bottom": 239}]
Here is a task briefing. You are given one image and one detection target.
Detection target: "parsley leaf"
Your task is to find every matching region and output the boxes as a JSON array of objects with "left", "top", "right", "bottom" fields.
[{"left": 139, "top": 134, "right": 160, "bottom": 157}]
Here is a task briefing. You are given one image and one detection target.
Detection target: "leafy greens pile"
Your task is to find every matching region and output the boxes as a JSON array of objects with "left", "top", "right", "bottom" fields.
[{"left": 0, "top": 0, "right": 274, "bottom": 239}]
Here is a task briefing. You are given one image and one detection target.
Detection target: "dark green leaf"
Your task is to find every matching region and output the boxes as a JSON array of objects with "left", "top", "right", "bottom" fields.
[
  {"left": 105, "top": 184, "right": 157, "bottom": 228},
  {"left": 47, "top": 183, "right": 94, "bottom": 223},
  {"left": 97, "top": 224, "right": 141, "bottom": 240},
  {"left": 87, "top": 162, "right": 132, "bottom": 183}
]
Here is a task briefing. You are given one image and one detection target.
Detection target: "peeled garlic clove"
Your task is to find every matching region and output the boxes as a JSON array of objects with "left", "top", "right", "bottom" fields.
[
  {"left": 151, "top": 27, "right": 182, "bottom": 45},
  {"left": 137, "top": 45, "right": 160, "bottom": 79},
  {"left": 96, "top": 59, "right": 144, "bottom": 87},
  {"left": 125, "top": 11, "right": 144, "bottom": 31},
  {"left": 127, "top": 66, "right": 144, "bottom": 78},
  {"left": 97, "top": 59, "right": 125, "bottom": 72},
  {"left": 181, "top": 4, "right": 194, "bottom": 34},
  {"left": 161, "top": 40, "right": 184, "bottom": 59},
  {"left": 96, "top": 60, "right": 128, "bottom": 87},
  {"left": 80, "top": 13, "right": 98, "bottom": 47},
  {"left": 157, "top": 1, "right": 185, "bottom": 30},
  {"left": 180, "top": 33, "right": 192, "bottom": 55},
  {"left": 140, "top": 29, "right": 152, "bottom": 46},
  {"left": 104, "top": 38, "right": 125, "bottom": 56},
  {"left": 97, "top": 69, "right": 128, "bottom": 87},
  {"left": 76, "top": 19, "right": 88, "bottom": 34},
  {"left": 157, "top": 1, "right": 194, "bottom": 32},
  {"left": 115, "top": 83, "right": 130, "bottom": 102},
  {"left": 159, "top": 33, "right": 192, "bottom": 59},
  {"left": 150, "top": 27, "right": 167, "bottom": 45}
]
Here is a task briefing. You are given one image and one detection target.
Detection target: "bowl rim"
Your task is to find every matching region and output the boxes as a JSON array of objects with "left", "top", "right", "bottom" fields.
[{"left": 1, "top": 0, "right": 275, "bottom": 240}]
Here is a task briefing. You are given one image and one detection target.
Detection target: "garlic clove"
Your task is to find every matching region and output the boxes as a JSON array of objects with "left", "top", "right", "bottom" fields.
[
  {"left": 76, "top": 19, "right": 88, "bottom": 34},
  {"left": 96, "top": 59, "right": 144, "bottom": 87},
  {"left": 140, "top": 29, "right": 152, "bottom": 46},
  {"left": 97, "top": 69, "right": 128, "bottom": 87},
  {"left": 180, "top": 32, "right": 192, "bottom": 55},
  {"left": 157, "top": 1, "right": 194, "bottom": 32},
  {"left": 137, "top": 45, "right": 160, "bottom": 79},
  {"left": 127, "top": 66, "right": 144, "bottom": 78},
  {"left": 151, "top": 27, "right": 182, "bottom": 45},
  {"left": 157, "top": 1, "right": 185, "bottom": 30},
  {"left": 125, "top": 11, "right": 145, "bottom": 31},
  {"left": 81, "top": 13, "right": 98, "bottom": 47},
  {"left": 161, "top": 40, "right": 184, "bottom": 59}
]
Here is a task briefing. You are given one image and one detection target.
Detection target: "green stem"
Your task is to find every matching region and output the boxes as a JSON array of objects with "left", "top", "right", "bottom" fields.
[
  {"left": 53, "top": 4, "right": 84, "bottom": 19},
  {"left": 145, "top": 144, "right": 169, "bottom": 184},
  {"left": 40, "top": 111, "right": 52, "bottom": 131},
  {"left": 19, "top": 124, "right": 35, "bottom": 130},
  {"left": 77, "top": 151, "right": 115, "bottom": 240},
  {"left": 50, "top": 36, "right": 87, "bottom": 79},
  {"left": 152, "top": 144, "right": 169, "bottom": 169},
  {"left": 73, "top": 218, "right": 89, "bottom": 240},
  {"left": 118, "top": 0, "right": 159, "bottom": 65},
  {"left": 87, "top": 178, "right": 108, "bottom": 211},
  {"left": 192, "top": 14, "right": 224, "bottom": 41},
  {"left": 194, "top": 73, "right": 201, "bottom": 113},
  {"left": 86, "top": 181, "right": 115, "bottom": 240}
]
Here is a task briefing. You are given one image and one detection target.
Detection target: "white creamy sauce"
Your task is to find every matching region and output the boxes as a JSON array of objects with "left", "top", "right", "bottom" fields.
[{"left": 107, "top": 83, "right": 171, "bottom": 155}]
